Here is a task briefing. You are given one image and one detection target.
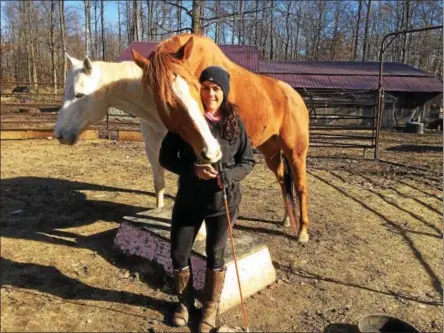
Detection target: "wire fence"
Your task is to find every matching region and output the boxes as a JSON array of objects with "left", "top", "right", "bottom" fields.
[{"left": 2, "top": 83, "right": 400, "bottom": 153}]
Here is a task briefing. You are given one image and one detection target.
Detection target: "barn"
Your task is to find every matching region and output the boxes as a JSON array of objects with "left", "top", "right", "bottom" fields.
[
  {"left": 120, "top": 41, "right": 442, "bottom": 130},
  {"left": 259, "top": 60, "right": 443, "bottom": 127}
]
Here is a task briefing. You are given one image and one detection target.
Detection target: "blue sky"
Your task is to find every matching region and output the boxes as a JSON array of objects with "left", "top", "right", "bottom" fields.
[
  {"left": 1, "top": 1, "right": 120, "bottom": 31},
  {"left": 68, "top": 0, "right": 119, "bottom": 26}
]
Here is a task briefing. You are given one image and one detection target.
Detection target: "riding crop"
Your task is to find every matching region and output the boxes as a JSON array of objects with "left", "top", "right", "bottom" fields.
[{"left": 217, "top": 161, "right": 249, "bottom": 332}]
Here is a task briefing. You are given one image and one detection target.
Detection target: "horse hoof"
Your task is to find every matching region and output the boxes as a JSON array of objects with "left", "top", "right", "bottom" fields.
[
  {"left": 282, "top": 216, "right": 290, "bottom": 228},
  {"left": 297, "top": 230, "right": 309, "bottom": 243}
]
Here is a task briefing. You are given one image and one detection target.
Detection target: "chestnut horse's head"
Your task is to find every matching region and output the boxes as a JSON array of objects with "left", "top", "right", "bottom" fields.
[{"left": 132, "top": 37, "right": 222, "bottom": 164}]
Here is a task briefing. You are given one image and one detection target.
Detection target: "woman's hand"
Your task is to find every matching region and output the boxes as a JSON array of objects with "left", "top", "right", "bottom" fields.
[{"left": 194, "top": 163, "right": 218, "bottom": 180}]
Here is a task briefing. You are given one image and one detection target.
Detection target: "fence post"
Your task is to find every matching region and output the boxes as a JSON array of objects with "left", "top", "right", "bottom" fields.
[{"left": 106, "top": 109, "right": 110, "bottom": 139}]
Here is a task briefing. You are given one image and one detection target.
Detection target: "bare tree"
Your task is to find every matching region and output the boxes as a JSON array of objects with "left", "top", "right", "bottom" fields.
[
  {"left": 401, "top": 0, "right": 411, "bottom": 64},
  {"left": 134, "top": 0, "right": 141, "bottom": 41},
  {"left": 83, "top": 0, "right": 91, "bottom": 56},
  {"left": 177, "top": 0, "right": 183, "bottom": 32},
  {"left": 191, "top": 0, "right": 202, "bottom": 33},
  {"left": 50, "top": 0, "right": 58, "bottom": 93},
  {"left": 58, "top": 0, "right": 66, "bottom": 84},
  {"left": 269, "top": 0, "right": 274, "bottom": 59},
  {"left": 214, "top": 0, "right": 220, "bottom": 43},
  {"left": 94, "top": 0, "right": 98, "bottom": 57},
  {"left": 101, "top": 0, "right": 105, "bottom": 60},
  {"left": 1, "top": 0, "right": 442, "bottom": 89},
  {"left": 27, "top": 2, "right": 38, "bottom": 87},
  {"left": 353, "top": 0, "right": 362, "bottom": 60},
  {"left": 117, "top": 1, "right": 122, "bottom": 49},
  {"left": 362, "top": 0, "right": 372, "bottom": 61}
]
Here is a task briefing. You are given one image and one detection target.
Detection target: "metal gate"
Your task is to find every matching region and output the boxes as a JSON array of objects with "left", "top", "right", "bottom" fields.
[{"left": 298, "top": 89, "right": 396, "bottom": 153}]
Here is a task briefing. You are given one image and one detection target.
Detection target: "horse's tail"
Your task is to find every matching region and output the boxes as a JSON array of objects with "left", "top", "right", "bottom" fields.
[
  {"left": 283, "top": 155, "right": 295, "bottom": 208},
  {"left": 283, "top": 154, "right": 299, "bottom": 237}
]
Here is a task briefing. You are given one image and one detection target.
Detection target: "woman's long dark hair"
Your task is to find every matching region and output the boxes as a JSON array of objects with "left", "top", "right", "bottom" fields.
[{"left": 216, "top": 99, "right": 240, "bottom": 142}]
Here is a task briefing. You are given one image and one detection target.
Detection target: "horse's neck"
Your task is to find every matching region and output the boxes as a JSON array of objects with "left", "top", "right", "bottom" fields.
[{"left": 97, "top": 62, "right": 162, "bottom": 124}]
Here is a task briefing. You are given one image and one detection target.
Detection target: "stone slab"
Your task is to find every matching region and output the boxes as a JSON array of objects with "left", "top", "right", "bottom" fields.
[{"left": 114, "top": 207, "right": 276, "bottom": 313}]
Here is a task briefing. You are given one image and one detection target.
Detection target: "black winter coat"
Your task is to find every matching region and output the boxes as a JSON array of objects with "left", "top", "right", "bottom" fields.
[{"left": 159, "top": 117, "right": 255, "bottom": 216}]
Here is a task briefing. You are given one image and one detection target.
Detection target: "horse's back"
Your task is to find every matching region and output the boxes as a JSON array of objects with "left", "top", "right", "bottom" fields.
[{"left": 229, "top": 66, "right": 309, "bottom": 143}]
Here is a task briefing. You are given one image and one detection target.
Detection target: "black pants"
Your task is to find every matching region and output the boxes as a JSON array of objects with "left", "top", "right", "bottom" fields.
[{"left": 170, "top": 203, "right": 237, "bottom": 271}]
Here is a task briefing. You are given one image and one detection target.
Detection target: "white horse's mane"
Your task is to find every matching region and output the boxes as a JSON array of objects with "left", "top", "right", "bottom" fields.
[{"left": 94, "top": 60, "right": 144, "bottom": 93}]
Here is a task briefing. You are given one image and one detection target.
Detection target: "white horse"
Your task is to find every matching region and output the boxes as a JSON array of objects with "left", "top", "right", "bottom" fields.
[
  {"left": 55, "top": 55, "right": 167, "bottom": 209},
  {"left": 55, "top": 55, "right": 209, "bottom": 238}
]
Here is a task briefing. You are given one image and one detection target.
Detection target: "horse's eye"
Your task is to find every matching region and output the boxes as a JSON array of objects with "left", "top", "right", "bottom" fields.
[{"left": 75, "top": 93, "right": 85, "bottom": 99}]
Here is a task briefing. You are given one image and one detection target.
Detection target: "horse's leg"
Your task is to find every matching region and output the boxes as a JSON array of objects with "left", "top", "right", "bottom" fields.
[
  {"left": 280, "top": 140, "right": 310, "bottom": 243},
  {"left": 140, "top": 120, "right": 207, "bottom": 239},
  {"left": 140, "top": 120, "right": 166, "bottom": 209},
  {"left": 257, "top": 139, "right": 290, "bottom": 228}
]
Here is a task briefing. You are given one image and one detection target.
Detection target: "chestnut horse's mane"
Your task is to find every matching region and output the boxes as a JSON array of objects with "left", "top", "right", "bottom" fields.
[{"left": 144, "top": 37, "right": 184, "bottom": 116}]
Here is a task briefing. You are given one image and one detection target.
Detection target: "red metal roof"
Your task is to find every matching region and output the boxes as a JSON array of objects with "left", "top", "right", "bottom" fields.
[
  {"left": 259, "top": 60, "right": 430, "bottom": 76},
  {"left": 263, "top": 72, "right": 443, "bottom": 92},
  {"left": 260, "top": 60, "right": 442, "bottom": 93},
  {"left": 119, "top": 42, "right": 259, "bottom": 72},
  {"left": 118, "top": 43, "right": 441, "bottom": 93}
]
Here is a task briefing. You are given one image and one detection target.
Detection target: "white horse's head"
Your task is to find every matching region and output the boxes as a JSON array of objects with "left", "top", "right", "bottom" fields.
[{"left": 54, "top": 54, "right": 108, "bottom": 144}]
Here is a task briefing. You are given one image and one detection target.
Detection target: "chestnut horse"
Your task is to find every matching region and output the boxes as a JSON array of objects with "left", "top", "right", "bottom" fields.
[{"left": 132, "top": 34, "right": 310, "bottom": 242}]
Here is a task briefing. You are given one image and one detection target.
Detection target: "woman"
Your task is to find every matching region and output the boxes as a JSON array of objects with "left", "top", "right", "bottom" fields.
[{"left": 159, "top": 66, "right": 255, "bottom": 332}]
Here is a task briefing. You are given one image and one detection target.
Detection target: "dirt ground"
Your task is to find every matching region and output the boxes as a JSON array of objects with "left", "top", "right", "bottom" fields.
[{"left": 1, "top": 131, "right": 442, "bottom": 332}]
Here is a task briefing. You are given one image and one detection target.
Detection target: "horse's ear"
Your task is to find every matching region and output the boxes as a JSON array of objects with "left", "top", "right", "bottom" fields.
[
  {"left": 66, "top": 53, "right": 82, "bottom": 68},
  {"left": 131, "top": 49, "right": 150, "bottom": 69},
  {"left": 176, "top": 36, "right": 194, "bottom": 61},
  {"left": 83, "top": 56, "right": 93, "bottom": 75}
]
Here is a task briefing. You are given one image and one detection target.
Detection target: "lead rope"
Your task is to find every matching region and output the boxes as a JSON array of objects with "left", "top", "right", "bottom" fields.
[{"left": 217, "top": 161, "right": 249, "bottom": 332}]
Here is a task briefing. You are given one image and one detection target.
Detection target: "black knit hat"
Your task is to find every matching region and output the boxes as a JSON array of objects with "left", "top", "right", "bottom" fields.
[{"left": 199, "top": 66, "right": 230, "bottom": 98}]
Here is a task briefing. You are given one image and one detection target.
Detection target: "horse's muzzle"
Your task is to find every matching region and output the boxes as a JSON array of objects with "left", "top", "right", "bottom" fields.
[
  {"left": 54, "top": 131, "right": 77, "bottom": 145},
  {"left": 200, "top": 147, "right": 222, "bottom": 164}
]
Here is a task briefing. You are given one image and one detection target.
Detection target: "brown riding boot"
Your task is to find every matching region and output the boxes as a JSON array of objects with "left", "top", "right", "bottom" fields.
[
  {"left": 172, "top": 268, "right": 194, "bottom": 327},
  {"left": 198, "top": 269, "right": 226, "bottom": 333}
]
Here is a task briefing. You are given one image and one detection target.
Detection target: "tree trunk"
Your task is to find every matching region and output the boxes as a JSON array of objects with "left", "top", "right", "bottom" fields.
[
  {"left": 214, "top": 0, "right": 220, "bottom": 43},
  {"left": 330, "top": 1, "right": 340, "bottom": 60},
  {"left": 402, "top": 0, "right": 410, "bottom": 64},
  {"left": 134, "top": 0, "right": 141, "bottom": 41},
  {"left": 118, "top": 1, "right": 122, "bottom": 50},
  {"left": 191, "top": 0, "right": 201, "bottom": 33},
  {"left": 269, "top": 0, "right": 274, "bottom": 59},
  {"left": 177, "top": 0, "right": 182, "bottom": 32},
  {"left": 23, "top": 2, "right": 32, "bottom": 84},
  {"left": 221, "top": 18, "right": 227, "bottom": 44},
  {"left": 27, "top": 2, "right": 38, "bottom": 88},
  {"left": 313, "top": 0, "right": 325, "bottom": 60},
  {"left": 231, "top": 0, "right": 236, "bottom": 44},
  {"left": 294, "top": 1, "right": 302, "bottom": 61},
  {"left": 353, "top": 0, "right": 362, "bottom": 61},
  {"left": 362, "top": 0, "right": 371, "bottom": 62},
  {"left": 101, "top": 0, "right": 105, "bottom": 60},
  {"left": 199, "top": 0, "right": 205, "bottom": 34},
  {"left": 126, "top": 1, "right": 131, "bottom": 44},
  {"left": 92, "top": 0, "right": 96, "bottom": 57},
  {"left": 50, "top": 0, "right": 57, "bottom": 93},
  {"left": 260, "top": 0, "right": 268, "bottom": 58},
  {"left": 147, "top": 0, "right": 153, "bottom": 40},
  {"left": 237, "top": 0, "right": 243, "bottom": 44},
  {"left": 84, "top": 0, "right": 91, "bottom": 56},
  {"left": 284, "top": 1, "right": 292, "bottom": 60},
  {"left": 59, "top": 0, "right": 66, "bottom": 85},
  {"left": 254, "top": 0, "right": 259, "bottom": 46}
]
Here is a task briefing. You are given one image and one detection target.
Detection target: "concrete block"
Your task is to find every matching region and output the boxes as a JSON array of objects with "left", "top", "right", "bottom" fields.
[{"left": 114, "top": 207, "right": 276, "bottom": 313}]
